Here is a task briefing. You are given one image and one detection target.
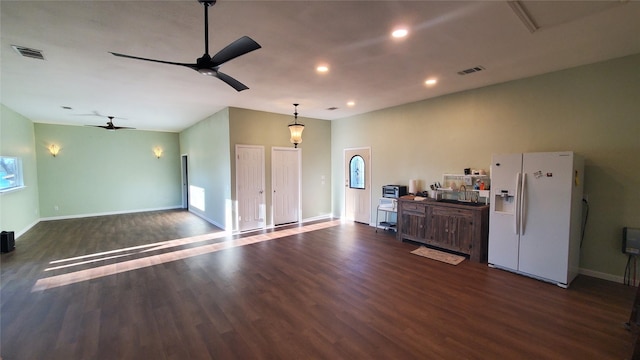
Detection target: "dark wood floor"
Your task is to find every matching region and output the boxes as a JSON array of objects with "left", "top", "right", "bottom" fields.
[{"left": 1, "top": 210, "right": 636, "bottom": 359}]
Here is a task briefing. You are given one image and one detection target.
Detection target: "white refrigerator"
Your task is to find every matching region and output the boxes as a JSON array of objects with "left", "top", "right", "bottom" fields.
[{"left": 488, "top": 151, "right": 584, "bottom": 288}]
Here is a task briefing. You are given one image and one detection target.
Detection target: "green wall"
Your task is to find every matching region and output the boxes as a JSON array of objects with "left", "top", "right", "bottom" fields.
[
  {"left": 0, "top": 105, "right": 40, "bottom": 236},
  {"left": 179, "top": 107, "right": 332, "bottom": 231},
  {"left": 331, "top": 53, "right": 640, "bottom": 281},
  {"left": 35, "top": 123, "right": 182, "bottom": 218},
  {"left": 228, "top": 107, "right": 332, "bottom": 227},
  {"left": 178, "top": 108, "right": 232, "bottom": 229}
]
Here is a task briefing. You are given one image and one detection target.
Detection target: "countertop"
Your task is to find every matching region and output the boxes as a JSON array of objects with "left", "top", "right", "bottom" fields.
[{"left": 399, "top": 195, "right": 489, "bottom": 209}]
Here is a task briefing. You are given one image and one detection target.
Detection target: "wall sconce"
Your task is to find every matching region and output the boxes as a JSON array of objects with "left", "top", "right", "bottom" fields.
[
  {"left": 153, "top": 147, "right": 163, "bottom": 159},
  {"left": 288, "top": 103, "right": 304, "bottom": 148},
  {"left": 49, "top": 144, "right": 60, "bottom": 157}
]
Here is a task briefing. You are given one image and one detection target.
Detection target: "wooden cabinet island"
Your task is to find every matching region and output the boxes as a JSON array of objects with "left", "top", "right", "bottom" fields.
[{"left": 396, "top": 195, "right": 489, "bottom": 262}]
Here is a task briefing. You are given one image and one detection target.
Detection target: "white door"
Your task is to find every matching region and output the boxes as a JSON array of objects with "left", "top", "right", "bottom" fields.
[
  {"left": 344, "top": 148, "right": 371, "bottom": 224},
  {"left": 488, "top": 153, "right": 523, "bottom": 271},
  {"left": 272, "top": 147, "right": 301, "bottom": 225},
  {"left": 518, "top": 152, "right": 573, "bottom": 283},
  {"left": 236, "top": 145, "right": 266, "bottom": 231}
]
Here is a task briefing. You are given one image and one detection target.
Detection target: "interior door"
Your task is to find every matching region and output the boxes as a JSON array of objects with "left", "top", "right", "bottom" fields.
[
  {"left": 236, "top": 145, "right": 266, "bottom": 231},
  {"left": 272, "top": 147, "right": 301, "bottom": 225},
  {"left": 344, "top": 147, "right": 371, "bottom": 224}
]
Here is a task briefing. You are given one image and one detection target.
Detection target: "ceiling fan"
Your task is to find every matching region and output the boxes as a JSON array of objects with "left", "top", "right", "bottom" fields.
[
  {"left": 87, "top": 116, "right": 135, "bottom": 131},
  {"left": 109, "top": 0, "right": 261, "bottom": 91}
]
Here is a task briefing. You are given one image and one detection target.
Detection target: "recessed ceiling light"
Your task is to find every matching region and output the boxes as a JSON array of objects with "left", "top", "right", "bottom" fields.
[
  {"left": 316, "top": 65, "right": 329, "bottom": 73},
  {"left": 425, "top": 79, "right": 437, "bottom": 86},
  {"left": 391, "top": 28, "right": 408, "bottom": 39},
  {"left": 347, "top": 101, "right": 355, "bottom": 107}
]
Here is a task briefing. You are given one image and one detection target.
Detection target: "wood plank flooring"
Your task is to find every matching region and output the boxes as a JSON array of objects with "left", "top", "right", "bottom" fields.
[{"left": 0, "top": 209, "right": 636, "bottom": 359}]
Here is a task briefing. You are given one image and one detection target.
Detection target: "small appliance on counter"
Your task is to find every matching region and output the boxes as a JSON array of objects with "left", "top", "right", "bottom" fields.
[{"left": 382, "top": 185, "right": 407, "bottom": 198}]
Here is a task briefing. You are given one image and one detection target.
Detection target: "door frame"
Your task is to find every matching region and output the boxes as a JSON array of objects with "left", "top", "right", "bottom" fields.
[
  {"left": 181, "top": 154, "right": 189, "bottom": 209},
  {"left": 235, "top": 144, "right": 266, "bottom": 232},
  {"left": 271, "top": 147, "right": 302, "bottom": 226},
  {"left": 344, "top": 146, "right": 372, "bottom": 224}
]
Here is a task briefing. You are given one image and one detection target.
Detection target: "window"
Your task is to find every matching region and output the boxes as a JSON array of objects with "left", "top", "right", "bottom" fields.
[
  {"left": 349, "top": 155, "right": 365, "bottom": 189},
  {"left": 0, "top": 156, "right": 24, "bottom": 192}
]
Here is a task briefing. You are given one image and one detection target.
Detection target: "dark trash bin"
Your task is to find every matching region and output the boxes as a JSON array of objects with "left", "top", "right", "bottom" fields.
[{"left": 1, "top": 231, "right": 15, "bottom": 253}]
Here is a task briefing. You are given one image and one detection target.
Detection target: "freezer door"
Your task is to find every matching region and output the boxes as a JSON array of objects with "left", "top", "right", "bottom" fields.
[
  {"left": 488, "top": 153, "right": 523, "bottom": 270},
  {"left": 518, "top": 152, "right": 574, "bottom": 284}
]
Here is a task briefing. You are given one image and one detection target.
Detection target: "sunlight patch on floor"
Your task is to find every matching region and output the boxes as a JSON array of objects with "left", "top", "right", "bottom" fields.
[
  {"left": 32, "top": 220, "right": 342, "bottom": 292},
  {"left": 46, "top": 231, "right": 229, "bottom": 271}
]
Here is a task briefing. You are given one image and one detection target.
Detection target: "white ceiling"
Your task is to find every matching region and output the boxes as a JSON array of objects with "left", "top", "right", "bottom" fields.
[{"left": 1, "top": 0, "right": 639, "bottom": 132}]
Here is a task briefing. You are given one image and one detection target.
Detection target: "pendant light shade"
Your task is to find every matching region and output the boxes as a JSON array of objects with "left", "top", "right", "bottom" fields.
[{"left": 289, "top": 103, "right": 304, "bottom": 148}]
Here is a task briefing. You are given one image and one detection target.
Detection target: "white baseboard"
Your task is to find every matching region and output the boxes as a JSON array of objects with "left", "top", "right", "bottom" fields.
[
  {"left": 13, "top": 219, "right": 40, "bottom": 240},
  {"left": 579, "top": 267, "right": 628, "bottom": 285},
  {"left": 39, "top": 205, "right": 183, "bottom": 222},
  {"left": 302, "top": 213, "right": 334, "bottom": 223},
  {"left": 232, "top": 213, "right": 335, "bottom": 235},
  {"left": 188, "top": 209, "right": 224, "bottom": 229},
  {"left": 14, "top": 206, "right": 183, "bottom": 240}
]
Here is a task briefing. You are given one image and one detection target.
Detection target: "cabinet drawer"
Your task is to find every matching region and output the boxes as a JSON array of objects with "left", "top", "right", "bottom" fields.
[
  {"left": 401, "top": 202, "right": 426, "bottom": 214},
  {"left": 431, "top": 206, "right": 472, "bottom": 218}
]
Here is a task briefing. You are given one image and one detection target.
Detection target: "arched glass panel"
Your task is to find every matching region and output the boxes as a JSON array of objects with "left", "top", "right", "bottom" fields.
[{"left": 349, "top": 155, "right": 365, "bottom": 189}]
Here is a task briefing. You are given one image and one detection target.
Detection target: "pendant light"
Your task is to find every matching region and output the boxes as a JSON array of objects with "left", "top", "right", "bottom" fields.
[{"left": 288, "top": 103, "right": 304, "bottom": 148}]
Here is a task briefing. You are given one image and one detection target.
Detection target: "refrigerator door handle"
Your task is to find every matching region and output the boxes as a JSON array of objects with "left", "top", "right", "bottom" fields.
[
  {"left": 515, "top": 172, "right": 522, "bottom": 235},
  {"left": 520, "top": 173, "right": 527, "bottom": 235}
]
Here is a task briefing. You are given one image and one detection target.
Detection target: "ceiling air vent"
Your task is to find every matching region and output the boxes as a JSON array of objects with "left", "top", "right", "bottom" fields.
[
  {"left": 457, "top": 66, "right": 485, "bottom": 76},
  {"left": 11, "top": 45, "right": 45, "bottom": 60},
  {"left": 326, "top": 107, "right": 339, "bottom": 111}
]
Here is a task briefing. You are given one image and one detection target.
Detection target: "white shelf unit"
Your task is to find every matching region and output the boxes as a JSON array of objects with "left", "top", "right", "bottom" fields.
[
  {"left": 376, "top": 198, "right": 397, "bottom": 232},
  {"left": 440, "top": 174, "right": 491, "bottom": 204}
]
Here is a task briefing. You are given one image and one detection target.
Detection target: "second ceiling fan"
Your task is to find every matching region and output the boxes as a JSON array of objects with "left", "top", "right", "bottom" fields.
[
  {"left": 110, "top": 0, "right": 261, "bottom": 91},
  {"left": 84, "top": 114, "right": 134, "bottom": 131}
]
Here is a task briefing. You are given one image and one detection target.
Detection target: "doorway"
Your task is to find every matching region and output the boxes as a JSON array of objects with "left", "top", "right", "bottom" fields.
[
  {"left": 272, "top": 147, "right": 301, "bottom": 225},
  {"left": 236, "top": 145, "right": 266, "bottom": 231},
  {"left": 181, "top": 154, "right": 189, "bottom": 209},
  {"left": 344, "top": 147, "right": 371, "bottom": 224}
]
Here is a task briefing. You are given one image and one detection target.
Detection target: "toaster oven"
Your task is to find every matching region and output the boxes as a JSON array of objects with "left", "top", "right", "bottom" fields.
[{"left": 382, "top": 185, "right": 407, "bottom": 198}]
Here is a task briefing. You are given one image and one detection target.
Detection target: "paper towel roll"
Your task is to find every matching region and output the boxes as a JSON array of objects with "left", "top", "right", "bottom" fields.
[{"left": 409, "top": 179, "right": 417, "bottom": 194}]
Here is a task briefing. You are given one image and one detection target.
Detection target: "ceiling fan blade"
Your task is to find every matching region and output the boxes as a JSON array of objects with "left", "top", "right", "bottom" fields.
[
  {"left": 215, "top": 71, "right": 249, "bottom": 92},
  {"left": 86, "top": 125, "right": 134, "bottom": 130},
  {"left": 210, "top": 36, "right": 261, "bottom": 67},
  {"left": 110, "top": 52, "right": 196, "bottom": 68},
  {"left": 110, "top": 1, "right": 260, "bottom": 91},
  {"left": 85, "top": 115, "right": 135, "bottom": 130}
]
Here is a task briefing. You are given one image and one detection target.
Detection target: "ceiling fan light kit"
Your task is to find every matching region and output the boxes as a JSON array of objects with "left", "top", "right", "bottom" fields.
[{"left": 109, "top": 0, "right": 261, "bottom": 91}]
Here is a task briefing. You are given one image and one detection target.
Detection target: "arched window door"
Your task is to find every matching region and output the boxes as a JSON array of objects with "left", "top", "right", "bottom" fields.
[{"left": 349, "top": 155, "right": 365, "bottom": 189}]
